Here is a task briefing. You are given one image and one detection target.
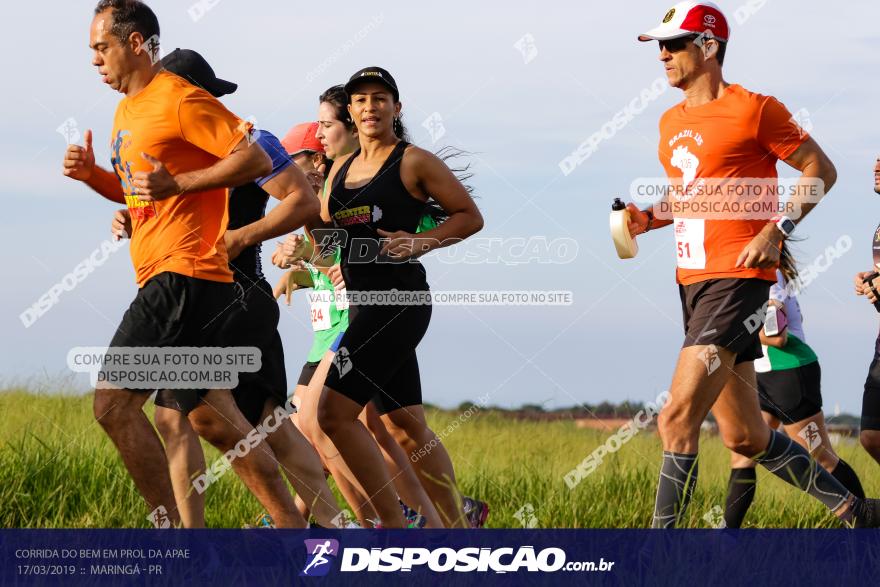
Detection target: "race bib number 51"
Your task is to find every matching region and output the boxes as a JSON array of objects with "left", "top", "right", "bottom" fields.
[{"left": 674, "top": 218, "right": 706, "bottom": 270}]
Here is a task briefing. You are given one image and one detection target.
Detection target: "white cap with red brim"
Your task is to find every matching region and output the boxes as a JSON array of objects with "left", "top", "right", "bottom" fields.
[{"left": 638, "top": 1, "right": 730, "bottom": 42}]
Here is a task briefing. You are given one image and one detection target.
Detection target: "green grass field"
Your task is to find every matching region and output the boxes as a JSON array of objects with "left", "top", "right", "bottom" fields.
[{"left": 2, "top": 389, "right": 875, "bottom": 528}]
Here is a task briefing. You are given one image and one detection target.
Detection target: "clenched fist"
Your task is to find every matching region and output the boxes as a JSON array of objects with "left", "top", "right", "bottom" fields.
[
  {"left": 133, "top": 153, "right": 180, "bottom": 201},
  {"left": 62, "top": 129, "right": 95, "bottom": 181}
]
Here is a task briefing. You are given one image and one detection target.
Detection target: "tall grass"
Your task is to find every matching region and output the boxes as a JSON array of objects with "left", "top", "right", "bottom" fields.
[{"left": 1, "top": 390, "right": 874, "bottom": 528}]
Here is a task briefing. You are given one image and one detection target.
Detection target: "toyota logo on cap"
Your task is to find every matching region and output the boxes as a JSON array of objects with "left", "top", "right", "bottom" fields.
[{"left": 638, "top": 1, "right": 730, "bottom": 43}]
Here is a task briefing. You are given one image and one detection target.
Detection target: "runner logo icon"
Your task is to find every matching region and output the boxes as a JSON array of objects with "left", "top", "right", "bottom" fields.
[
  {"left": 334, "top": 347, "right": 353, "bottom": 378},
  {"left": 301, "top": 539, "right": 340, "bottom": 577},
  {"left": 798, "top": 422, "right": 822, "bottom": 451},
  {"left": 312, "top": 228, "right": 348, "bottom": 259},
  {"left": 698, "top": 344, "right": 721, "bottom": 375}
]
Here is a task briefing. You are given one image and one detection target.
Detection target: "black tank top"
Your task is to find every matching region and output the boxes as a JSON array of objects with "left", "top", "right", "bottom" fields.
[
  {"left": 227, "top": 181, "right": 269, "bottom": 282},
  {"left": 328, "top": 141, "right": 428, "bottom": 292}
]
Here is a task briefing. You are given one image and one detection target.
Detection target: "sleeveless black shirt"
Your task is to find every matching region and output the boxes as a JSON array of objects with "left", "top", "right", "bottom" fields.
[
  {"left": 328, "top": 141, "right": 429, "bottom": 292},
  {"left": 227, "top": 181, "right": 268, "bottom": 282}
]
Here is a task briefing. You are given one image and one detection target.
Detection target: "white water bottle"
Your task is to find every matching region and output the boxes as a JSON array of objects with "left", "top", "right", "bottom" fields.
[{"left": 610, "top": 198, "right": 638, "bottom": 259}]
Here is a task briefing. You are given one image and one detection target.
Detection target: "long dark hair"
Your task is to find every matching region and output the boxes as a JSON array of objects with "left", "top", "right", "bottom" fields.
[
  {"left": 422, "top": 146, "right": 476, "bottom": 223},
  {"left": 779, "top": 241, "right": 800, "bottom": 290},
  {"left": 393, "top": 115, "right": 411, "bottom": 142},
  {"left": 319, "top": 85, "right": 354, "bottom": 130}
]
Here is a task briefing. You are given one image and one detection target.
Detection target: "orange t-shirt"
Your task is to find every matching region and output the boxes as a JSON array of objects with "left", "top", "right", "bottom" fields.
[
  {"left": 657, "top": 84, "right": 808, "bottom": 285},
  {"left": 110, "top": 71, "right": 247, "bottom": 286}
]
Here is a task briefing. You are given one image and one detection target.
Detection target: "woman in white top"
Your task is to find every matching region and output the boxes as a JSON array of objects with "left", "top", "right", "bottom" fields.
[{"left": 724, "top": 251, "right": 865, "bottom": 528}]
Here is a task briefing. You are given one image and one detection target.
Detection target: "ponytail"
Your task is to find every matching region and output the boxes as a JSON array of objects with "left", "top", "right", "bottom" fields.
[
  {"left": 779, "top": 241, "right": 800, "bottom": 290},
  {"left": 389, "top": 114, "right": 473, "bottom": 223},
  {"left": 393, "top": 115, "right": 410, "bottom": 142},
  {"left": 421, "top": 146, "right": 476, "bottom": 224}
]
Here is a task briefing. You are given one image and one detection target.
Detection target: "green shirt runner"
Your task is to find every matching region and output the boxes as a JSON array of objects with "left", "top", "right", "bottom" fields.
[
  {"left": 304, "top": 213, "right": 438, "bottom": 363},
  {"left": 754, "top": 270, "right": 819, "bottom": 373}
]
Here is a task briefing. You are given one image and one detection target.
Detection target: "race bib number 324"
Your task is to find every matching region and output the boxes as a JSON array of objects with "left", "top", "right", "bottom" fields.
[{"left": 310, "top": 291, "right": 332, "bottom": 331}]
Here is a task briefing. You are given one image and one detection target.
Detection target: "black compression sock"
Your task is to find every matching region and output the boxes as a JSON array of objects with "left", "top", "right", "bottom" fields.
[
  {"left": 831, "top": 459, "right": 865, "bottom": 499},
  {"left": 724, "top": 467, "right": 757, "bottom": 529},
  {"left": 652, "top": 452, "right": 699, "bottom": 528},
  {"left": 753, "top": 430, "right": 849, "bottom": 513}
]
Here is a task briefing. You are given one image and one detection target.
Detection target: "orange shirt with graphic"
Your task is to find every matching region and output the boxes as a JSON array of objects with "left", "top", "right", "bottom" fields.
[
  {"left": 110, "top": 71, "right": 247, "bottom": 286},
  {"left": 657, "top": 84, "right": 808, "bottom": 285}
]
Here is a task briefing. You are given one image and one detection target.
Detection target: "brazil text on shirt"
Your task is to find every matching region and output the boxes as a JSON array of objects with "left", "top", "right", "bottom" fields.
[{"left": 657, "top": 84, "right": 809, "bottom": 285}]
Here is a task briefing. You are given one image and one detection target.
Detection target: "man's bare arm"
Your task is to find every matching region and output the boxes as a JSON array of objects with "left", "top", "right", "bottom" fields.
[
  {"left": 781, "top": 136, "right": 837, "bottom": 227},
  {"left": 134, "top": 137, "right": 273, "bottom": 202},
  {"left": 175, "top": 137, "right": 273, "bottom": 194},
  {"left": 736, "top": 138, "right": 837, "bottom": 269},
  {"left": 62, "top": 128, "right": 125, "bottom": 204},
  {"left": 225, "top": 164, "right": 321, "bottom": 260},
  {"left": 85, "top": 165, "right": 126, "bottom": 204}
]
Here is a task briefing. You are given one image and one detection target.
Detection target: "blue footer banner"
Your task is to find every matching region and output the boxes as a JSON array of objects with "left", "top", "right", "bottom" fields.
[{"left": 3, "top": 529, "right": 880, "bottom": 585}]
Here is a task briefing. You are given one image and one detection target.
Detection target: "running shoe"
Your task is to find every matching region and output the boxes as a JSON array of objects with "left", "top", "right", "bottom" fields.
[
  {"left": 368, "top": 503, "right": 425, "bottom": 529},
  {"left": 242, "top": 513, "right": 275, "bottom": 529},
  {"left": 314, "top": 520, "right": 363, "bottom": 529},
  {"left": 399, "top": 500, "right": 427, "bottom": 529},
  {"left": 462, "top": 496, "right": 489, "bottom": 529},
  {"left": 853, "top": 498, "right": 880, "bottom": 528}
]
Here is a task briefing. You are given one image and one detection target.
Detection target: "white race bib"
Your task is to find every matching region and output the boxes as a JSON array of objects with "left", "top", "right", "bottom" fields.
[
  {"left": 310, "top": 290, "right": 332, "bottom": 331},
  {"left": 674, "top": 218, "right": 706, "bottom": 270}
]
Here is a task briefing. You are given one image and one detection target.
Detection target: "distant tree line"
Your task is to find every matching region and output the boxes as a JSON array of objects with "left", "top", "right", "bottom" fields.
[{"left": 425, "top": 400, "right": 861, "bottom": 424}]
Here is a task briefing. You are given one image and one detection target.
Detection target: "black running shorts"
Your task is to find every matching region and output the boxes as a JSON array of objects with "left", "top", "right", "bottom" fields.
[
  {"left": 297, "top": 361, "right": 320, "bottom": 387},
  {"left": 324, "top": 304, "right": 431, "bottom": 415},
  {"left": 757, "top": 362, "right": 823, "bottom": 425},
  {"left": 862, "top": 331, "right": 880, "bottom": 431},
  {"left": 679, "top": 278, "right": 772, "bottom": 364},
  {"left": 107, "top": 271, "right": 236, "bottom": 407},
  {"left": 154, "top": 278, "right": 287, "bottom": 427}
]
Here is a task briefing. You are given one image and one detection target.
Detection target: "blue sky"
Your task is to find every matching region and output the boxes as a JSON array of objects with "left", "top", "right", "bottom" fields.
[{"left": 1, "top": 0, "right": 879, "bottom": 413}]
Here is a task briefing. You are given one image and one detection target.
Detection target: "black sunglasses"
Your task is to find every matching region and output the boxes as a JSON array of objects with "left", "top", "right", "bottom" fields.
[{"left": 658, "top": 35, "right": 699, "bottom": 53}]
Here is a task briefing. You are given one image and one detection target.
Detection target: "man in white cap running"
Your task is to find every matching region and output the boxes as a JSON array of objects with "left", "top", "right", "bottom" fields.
[{"left": 624, "top": 1, "right": 880, "bottom": 527}]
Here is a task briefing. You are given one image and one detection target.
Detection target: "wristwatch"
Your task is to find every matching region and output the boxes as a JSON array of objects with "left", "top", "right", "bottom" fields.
[
  {"left": 771, "top": 215, "right": 795, "bottom": 238},
  {"left": 643, "top": 208, "right": 655, "bottom": 233}
]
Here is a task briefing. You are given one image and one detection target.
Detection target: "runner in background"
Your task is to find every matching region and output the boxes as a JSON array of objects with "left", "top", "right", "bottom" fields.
[
  {"left": 853, "top": 157, "right": 880, "bottom": 466},
  {"left": 277, "top": 106, "right": 374, "bottom": 525},
  {"left": 724, "top": 257, "right": 865, "bottom": 528},
  {"left": 283, "top": 121, "right": 327, "bottom": 194}
]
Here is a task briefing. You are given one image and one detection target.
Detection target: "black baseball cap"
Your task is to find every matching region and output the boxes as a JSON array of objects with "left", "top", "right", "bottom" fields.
[
  {"left": 160, "top": 48, "right": 237, "bottom": 97},
  {"left": 344, "top": 67, "right": 399, "bottom": 101}
]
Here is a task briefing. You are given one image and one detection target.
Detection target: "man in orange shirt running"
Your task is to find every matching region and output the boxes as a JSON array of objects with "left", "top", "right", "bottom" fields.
[
  {"left": 62, "top": 0, "right": 302, "bottom": 527},
  {"left": 625, "top": 1, "right": 880, "bottom": 527}
]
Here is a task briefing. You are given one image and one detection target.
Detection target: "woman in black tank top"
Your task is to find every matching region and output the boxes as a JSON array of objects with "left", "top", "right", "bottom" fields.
[
  {"left": 317, "top": 67, "right": 483, "bottom": 528},
  {"left": 329, "top": 139, "right": 430, "bottom": 292}
]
